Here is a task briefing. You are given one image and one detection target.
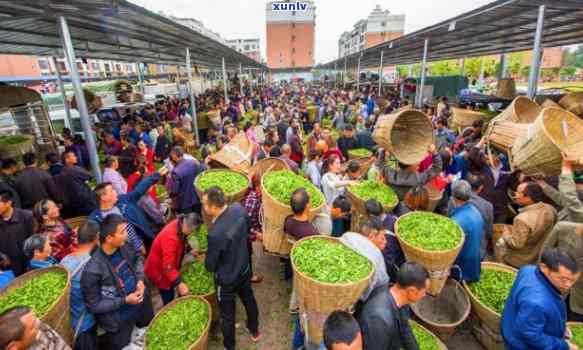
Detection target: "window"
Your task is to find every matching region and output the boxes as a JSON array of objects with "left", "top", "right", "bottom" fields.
[
  {"left": 381, "top": 21, "right": 386, "bottom": 27},
  {"left": 244, "top": 45, "right": 250, "bottom": 51},
  {"left": 116, "top": 64, "right": 122, "bottom": 71},
  {"left": 292, "top": 11, "right": 296, "bottom": 15},
  {"left": 58, "top": 62, "right": 67, "bottom": 72},
  {"left": 77, "top": 62, "right": 84, "bottom": 70},
  {"left": 37, "top": 59, "right": 49, "bottom": 70},
  {"left": 291, "top": 60, "right": 296, "bottom": 67},
  {"left": 291, "top": 35, "right": 296, "bottom": 41},
  {"left": 292, "top": 23, "right": 296, "bottom": 28},
  {"left": 291, "top": 47, "right": 296, "bottom": 54},
  {"left": 92, "top": 62, "right": 100, "bottom": 70}
]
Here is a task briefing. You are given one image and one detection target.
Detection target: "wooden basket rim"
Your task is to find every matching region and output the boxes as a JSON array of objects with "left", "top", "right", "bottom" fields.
[
  {"left": 144, "top": 295, "right": 212, "bottom": 350},
  {"left": 194, "top": 168, "right": 250, "bottom": 198},
  {"left": 538, "top": 107, "right": 582, "bottom": 150},
  {"left": 260, "top": 170, "right": 326, "bottom": 213},
  {"left": 409, "top": 320, "right": 449, "bottom": 350},
  {"left": 395, "top": 212, "right": 465, "bottom": 254},
  {"left": 462, "top": 262, "right": 518, "bottom": 317},
  {"left": 345, "top": 181, "right": 399, "bottom": 209},
  {"left": 290, "top": 235, "right": 375, "bottom": 289},
  {"left": 451, "top": 107, "right": 486, "bottom": 117},
  {"left": 348, "top": 148, "right": 373, "bottom": 158},
  {"left": 0, "top": 265, "right": 71, "bottom": 319}
]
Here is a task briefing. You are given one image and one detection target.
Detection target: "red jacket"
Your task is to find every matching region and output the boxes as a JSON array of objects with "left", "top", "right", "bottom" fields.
[{"left": 144, "top": 219, "right": 186, "bottom": 289}]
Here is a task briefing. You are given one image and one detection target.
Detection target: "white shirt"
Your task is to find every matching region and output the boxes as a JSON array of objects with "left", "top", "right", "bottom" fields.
[{"left": 321, "top": 172, "right": 344, "bottom": 206}]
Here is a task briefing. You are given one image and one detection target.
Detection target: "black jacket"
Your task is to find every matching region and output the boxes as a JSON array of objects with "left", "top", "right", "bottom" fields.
[
  {"left": 0, "top": 208, "right": 34, "bottom": 276},
  {"left": 155, "top": 135, "right": 171, "bottom": 161},
  {"left": 14, "top": 167, "right": 59, "bottom": 209},
  {"left": 358, "top": 286, "right": 418, "bottom": 350},
  {"left": 205, "top": 203, "right": 251, "bottom": 287},
  {"left": 337, "top": 136, "right": 359, "bottom": 160},
  {"left": 81, "top": 244, "right": 145, "bottom": 333}
]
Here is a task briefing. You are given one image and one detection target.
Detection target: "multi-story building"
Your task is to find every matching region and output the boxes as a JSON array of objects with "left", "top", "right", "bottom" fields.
[
  {"left": 338, "top": 5, "right": 405, "bottom": 58},
  {"left": 227, "top": 38, "right": 262, "bottom": 62},
  {"left": 266, "top": 0, "right": 316, "bottom": 69},
  {"left": 169, "top": 16, "right": 228, "bottom": 45}
]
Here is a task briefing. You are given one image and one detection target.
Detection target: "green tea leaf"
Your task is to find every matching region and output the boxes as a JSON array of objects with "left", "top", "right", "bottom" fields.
[
  {"left": 0, "top": 271, "right": 68, "bottom": 317},
  {"left": 348, "top": 180, "right": 398, "bottom": 207},
  {"left": 195, "top": 170, "right": 248, "bottom": 196},
  {"left": 396, "top": 212, "right": 463, "bottom": 251},
  {"left": 349, "top": 148, "right": 372, "bottom": 158},
  {"left": 263, "top": 170, "right": 324, "bottom": 208},
  {"left": 468, "top": 267, "right": 515, "bottom": 314},
  {"left": 181, "top": 260, "right": 215, "bottom": 295},
  {"left": 570, "top": 324, "right": 583, "bottom": 348},
  {"left": 411, "top": 323, "right": 441, "bottom": 350}
]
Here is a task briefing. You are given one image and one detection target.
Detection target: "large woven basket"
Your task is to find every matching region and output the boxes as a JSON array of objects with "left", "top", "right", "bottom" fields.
[
  {"left": 291, "top": 236, "right": 374, "bottom": 314},
  {"left": 208, "top": 132, "right": 253, "bottom": 174},
  {"left": 194, "top": 169, "right": 250, "bottom": 204},
  {"left": 248, "top": 157, "right": 290, "bottom": 182},
  {"left": 345, "top": 183, "right": 398, "bottom": 215},
  {"left": 493, "top": 96, "right": 541, "bottom": 124},
  {"left": 395, "top": 212, "right": 465, "bottom": 296},
  {"left": 64, "top": 216, "right": 87, "bottom": 231},
  {"left": 559, "top": 92, "right": 583, "bottom": 117},
  {"left": 426, "top": 184, "right": 444, "bottom": 213},
  {"left": 179, "top": 265, "right": 219, "bottom": 322},
  {"left": 372, "top": 110, "right": 434, "bottom": 165},
  {"left": 410, "top": 278, "right": 470, "bottom": 341},
  {"left": 463, "top": 262, "right": 517, "bottom": 334},
  {"left": 496, "top": 78, "right": 517, "bottom": 100},
  {"left": 348, "top": 149, "right": 373, "bottom": 160},
  {"left": 512, "top": 107, "right": 583, "bottom": 176},
  {"left": 0, "top": 134, "right": 35, "bottom": 160},
  {"left": 144, "top": 296, "right": 211, "bottom": 350},
  {"left": 542, "top": 98, "right": 562, "bottom": 109},
  {"left": 409, "top": 320, "right": 448, "bottom": 350},
  {"left": 0, "top": 266, "right": 72, "bottom": 345},
  {"left": 487, "top": 120, "right": 532, "bottom": 152},
  {"left": 451, "top": 107, "right": 486, "bottom": 132},
  {"left": 260, "top": 175, "right": 325, "bottom": 256}
]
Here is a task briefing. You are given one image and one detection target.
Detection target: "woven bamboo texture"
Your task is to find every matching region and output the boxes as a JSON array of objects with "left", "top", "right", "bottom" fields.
[
  {"left": 559, "top": 92, "right": 583, "bottom": 117},
  {"left": 208, "top": 132, "right": 253, "bottom": 174},
  {"left": 493, "top": 96, "right": 541, "bottom": 124},
  {"left": 194, "top": 169, "right": 249, "bottom": 204},
  {"left": 487, "top": 121, "right": 532, "bottom": 151},
  {"left": 372, "top": 110, "right": 434, "bottom": 165},
  {"left": 249, "top": 157, "right": 290, "bottom": 182},
  {"left": 451, "top": 108, "right": 486, "bottom": 132},
  {"left": 512, "top": 107, "right": 583, "bottom": 176},
  {"left": 260, "top": 176, "right": 325, "bottom": 255},
  {"left": 291, "top": 236, "right": 374, "bottom": 314},
  {"left": 298, "top": 306, "right": 327, "bottom": 345},
  {"left": 426, "top": 185, "right": 444, "bottom": 213},
  {"left": 409, "top": 320, "right": 449, "bottom": 350},
  {"left": 0, "top": 134, "right": 34, "bottom": 159},
  {"left": 70, "top": 89, "right": 102, "bottom": 114},
  {"left": 345, "top": 184, "right": 398, "bottom": 215},
  {"left": 395, "top": 212, "right": 465, "bottom": 296},
  {"left": 179, "top": 265, "right": 219, "bottom": 322},
  {"left": 64, "top": 216, "right": 87, "bottom": 231},
  {"left": 496, "top": 78, "right": 517, "bottom": 100},
  {"left": 542, "top": 98, "right": 562, "bottom": 109},
  {"left": 463, "top": 262, "right": 517, "bottom": 334},
  {"left": 144, "top": 296, "right": 211, "bottom": 350},
  {"left": 0, "top": 266, "right": 72, "bottom": 345}
]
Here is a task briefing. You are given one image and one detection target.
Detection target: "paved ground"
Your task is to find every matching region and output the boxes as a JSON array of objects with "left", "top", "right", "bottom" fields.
[{"left": 152, "top": 242, "right": 485, "bottom": 350}]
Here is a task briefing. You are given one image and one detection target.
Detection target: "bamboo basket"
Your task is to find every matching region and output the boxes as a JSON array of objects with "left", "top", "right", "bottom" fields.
[
  {"left": 291, "top": 236, "right": 374, "bottom": 314},
  {"left": 410, "top": 320, "right": 448, "bottom": 350},
  {"left": 0, "top": 266, "right": 72, "bottom": 345},
  {"left": 410, "top": 278, "right": 470, "bottom": 341},
  {"left": 542, "top": 98, "right": 562, "bottom": 109},
  {"left": 0, "top": 134, "right": 35, "bottom": 160},
  {"left": 496, "top": 78, "right": 517, "bottom": 100},
  {"left": 487, "top": 120, "right": 532, "bottom": 152},
  {"left": 249, "top": 157, "right": 289, "bottom": 182},
  {"left": 299, "top": 306, "right": 328, "bottom": 345},
  {"left": 348, "top": 149, "right": 373, "bottom": 160},
  {"left": 426, "top": 184, "right": 444, "bottom": 213},
  {"left": 70, "top": 89, "right": 103, "bottom": 114},
  {"left": 512, "top": 107, "right": 583, "bottom": 176},
  {"left": 179, "top": 265, "right": 219, "bottom": 322},
  {"left": 463, "top": 262, "right": 517, "bottom": 335},
  {"left": 64, "top": 216, "right": 87, "bottom": 231},
  {"left": 144, "top": 296, "right": 211, "bottom": 350},
  {"left": 376, "top": 98, "right": 389, "bottom": 111},
  {"left": 372, "top": 110, "right": 434, "bottom": 165},
  {"left": 493, "top": 96, "right": 541, "bottom": 124},
  {"left": 451, "top": 107, "right": 486, "bottom": 133},
  {"left": 345, "top": 183, "right": 398, "bottom": 215},
  {"left": 559, "top": 92, "right": 583, "bottom": 117},
  {"left": 395, "top": 212, "right": 465, "bottom": 296},
  {"left": 208, "top": 132, "right": 253, "bottom": 174},
  {"left": 260, "top": 176, "right": 325, "bottom": 256},
  {"left": 194, "top": 169, "right": 249, "bottom": 204}
]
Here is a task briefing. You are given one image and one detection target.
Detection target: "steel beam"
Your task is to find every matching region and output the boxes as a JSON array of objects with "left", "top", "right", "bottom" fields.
[
  {"left": 186, "top": 48, "right": 200, "bottom": 144},
  {"left": 528, "top": 5, "right": 546, "bottom": 99}
]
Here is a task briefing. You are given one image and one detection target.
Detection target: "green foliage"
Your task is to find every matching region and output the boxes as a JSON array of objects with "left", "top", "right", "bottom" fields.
[
  {"left": 0, "top": 135, "right": 30, "bottom": 145},
  {"left": 145, "top": 297, "right": 209, "bottom": 350},
  {"left": 396, "top": 212, "right": 463, "bottom": 251},
  {"left": 188, "top": 224, "right": 208, "bottom": 252},
  {"left": 181, "top": 260, "right": 215, "bottom": 295},
  {"left": 411, "top": 323, "right": 441, "bottom": 350},
  {"left": 348, "top": 148, "right": 372, "bottom": 158},
  {"left": 292, "top": 238, "right": 372, "bottom": 284},
  {"left": 263, "top": 170, "right": 324, "bottom": 208},
  {"left": 561, "top": 66, "right": 578, "bottom": 77},
  {"left": 570, "top": 324, "right": 583, "bottom": 348},
  {"left": 348, "top": 180, "right": 398, "bottom": 208},
  {"left": 468, "top": 267, "right": 515, "bottom": 314},
  {"left": 0, "top": 271, "right": 67, "bottom": 317},
  {"left": 195, "top": 170, "right": 248, "bottom": 196}
]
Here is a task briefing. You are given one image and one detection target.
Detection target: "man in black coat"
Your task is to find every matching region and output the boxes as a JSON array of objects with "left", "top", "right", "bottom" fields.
[
  {"left": 14, "top": 152, "right": 59, "bottom": 210},
  {"left": 337, "top": 125, "right": 359, "bottom": 160},
  {"left": 0, "top": 190, "right": 34, "bottom": 276}
]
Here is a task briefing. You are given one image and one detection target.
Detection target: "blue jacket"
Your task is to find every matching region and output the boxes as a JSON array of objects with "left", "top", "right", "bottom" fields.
[
  {"left": 168, "top": 159, "right": 206, "bottom": 211},
  {"left": 501, "top": 266, "right": 568, "bottom": 350},
  {"left": 451, "top": 203, "right": 484, "bottom": 282},
  {"left": 89, "top": 173, "right": 160, "bottom": 239},
  {"left": 366, "top": 97, "right": 375, "bottom": 116}
]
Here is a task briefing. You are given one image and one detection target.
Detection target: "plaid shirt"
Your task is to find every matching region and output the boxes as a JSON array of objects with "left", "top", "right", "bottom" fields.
[
  {"left": 243, "top": 188, "right": 262, "bottom": 237},
  {"left": 30, "top": 322, "right": 71, "bottom": 350}
]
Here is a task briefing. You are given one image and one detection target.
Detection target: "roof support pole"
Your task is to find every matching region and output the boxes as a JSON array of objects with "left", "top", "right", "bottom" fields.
[
  {"left": 378, "top": 50, "right": 384, "bottom": 95},
  {"left": 185, "top": 48, "right": 200, "bottom": 144},
  {"left": 239, "top": 63, "right": 244, "bottom": 97},
  {"left": 222, "top": 57, "right": 229, "bottom": 104},
  {"left": 417, "top": 38, "right": 429, "bottom": 108},
  {"left": 499, "top": 54, "right": 508, "bottom": 80},
  {"left": 528, "top": 4, "right": 545, "bottom": 99},
  {"left": 51, "top": 56, "right": 72, "bottom": 132},
  {"left": 58, "top": 16, "right": 101, "bottom": 183},
  {"left": 137, "top": 62, "right": 145, "bottom": 95},
  {"left": 356, "top": 54, "right": 361, "bottom": 91},
  {"left": 408, "top": 65, "right": 413, "bottom": 78}
]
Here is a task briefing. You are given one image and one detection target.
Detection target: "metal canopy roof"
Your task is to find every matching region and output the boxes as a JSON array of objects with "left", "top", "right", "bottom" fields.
[
  {"left": 0, "top": 0, "right": 267, "bottom": 71},
  {"left": 319, "top": 0, "right": 583, "bottom": 70}
]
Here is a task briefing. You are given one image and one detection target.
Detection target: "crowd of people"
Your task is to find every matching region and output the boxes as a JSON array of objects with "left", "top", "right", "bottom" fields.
[{"left": 0, "top": 79, "right": 582, "bottom": 350}]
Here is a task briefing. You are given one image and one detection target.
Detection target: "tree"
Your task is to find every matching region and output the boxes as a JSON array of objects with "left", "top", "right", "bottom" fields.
[
  {"left": 560, "top": 66, "right": 577, "bottom": 77},
  {"left": 429, "top": 60, "right": 460, "bottom": 76},
  {"left": 520, "top": 66, "right": 531, "bottom": 80}
]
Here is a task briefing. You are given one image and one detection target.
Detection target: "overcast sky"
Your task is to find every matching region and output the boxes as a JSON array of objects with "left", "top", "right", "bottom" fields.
[{"left": 131, "top": 0, "right": 493, "bottom": 64}]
